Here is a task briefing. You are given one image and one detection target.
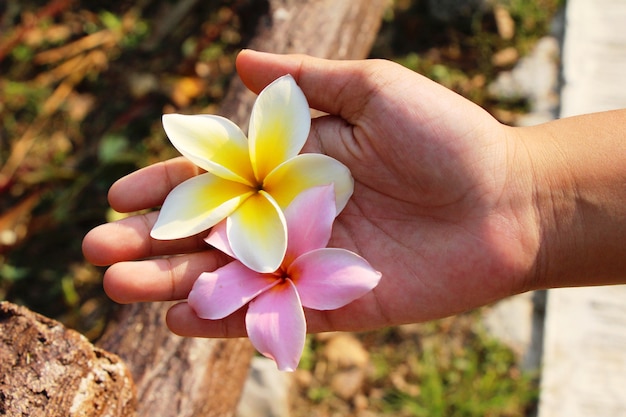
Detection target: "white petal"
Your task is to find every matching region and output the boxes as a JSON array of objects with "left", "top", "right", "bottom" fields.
[
  {"left": 162, "top": 113, "right": 255, "bottom": 185},
  {"left": 248, "top": 75, "right": 310, "bottom": 180},
  {"left": 264, "top": 153, "right": 354, "bottom": 213},
  {"left": 151, "top": 173, "right": 253, "bottom": 240},
  {"left": 227, "top": 190, "right": 287, "bottom": 273}
]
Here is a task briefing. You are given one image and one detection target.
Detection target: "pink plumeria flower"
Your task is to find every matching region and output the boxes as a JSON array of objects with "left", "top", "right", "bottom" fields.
[
  {"left": 188, "top": 185, "right": 381, "bottom": 371},
  {"left": 151, "top": 75, "right": 353, "bottom": 273}
]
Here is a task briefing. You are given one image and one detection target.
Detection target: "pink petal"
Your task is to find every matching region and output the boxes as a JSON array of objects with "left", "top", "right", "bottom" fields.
[
  {"left": 188, "top": 261, "right": 279, "bottom": 320},
  {"left": 205, "top": 219, "right": 235, "bottom": 258},
  {"left": 289, "top": 248, "right": 382, "bottom": 310},
  {"left": 283, "top": 184, "right": 336, "bottom": 265},
  {"left": 246, "top": 279, "right": 306, "bottom": 372}
]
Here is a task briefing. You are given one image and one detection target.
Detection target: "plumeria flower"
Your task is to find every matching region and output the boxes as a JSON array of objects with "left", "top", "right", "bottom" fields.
[
  {"left": 151, "top": 75, "right": 353, "bottom": 273},
  {"left": 188, "top": 185, "right": 382, "bottom": 371}
]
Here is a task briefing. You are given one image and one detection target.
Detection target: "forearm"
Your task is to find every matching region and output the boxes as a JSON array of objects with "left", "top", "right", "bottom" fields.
[{"left": 520, "top": 109, "right": 626, "bottom": 289}]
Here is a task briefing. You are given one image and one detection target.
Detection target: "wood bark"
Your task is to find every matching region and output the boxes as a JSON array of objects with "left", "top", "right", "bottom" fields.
[
  {"left": 1, "top": 1, "right": 388, "bottom": 416},
  {"left": 96, "top": 302, "right": 252, "bottom": 417},
  {"left": 0, "top": 301, "right": 136, "bottom": 417}
]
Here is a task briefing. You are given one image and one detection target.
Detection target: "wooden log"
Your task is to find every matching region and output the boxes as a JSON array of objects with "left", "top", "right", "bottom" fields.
[
  {"left": 0, "top": 301, "right": 136, "bottom": 417},
  {"left": 96, "top": 302, "right": 252, "bottom": 417}
]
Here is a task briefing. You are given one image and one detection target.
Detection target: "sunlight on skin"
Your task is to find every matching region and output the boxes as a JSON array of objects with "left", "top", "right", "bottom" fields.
[
  {"left": 151, "top": 75, "right": 354, "bottom": 272},
  {"left": 190, "top": 185, "right": 381, "bottom": 371}
]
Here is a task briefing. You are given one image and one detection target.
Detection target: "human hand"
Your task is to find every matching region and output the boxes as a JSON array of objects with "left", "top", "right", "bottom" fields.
[{"left": 83, "top": 50, "right": 543, "bottom": 338}]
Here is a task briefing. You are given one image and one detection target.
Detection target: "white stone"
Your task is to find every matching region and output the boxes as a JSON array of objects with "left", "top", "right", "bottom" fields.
[
  {"left": 236, "top": 357, "right": 292, "bottom": 417},
  {"left": 488, "top": 36, "right": 560, "bottom": 123},
  {"left": 560, "top": 0, "right": 626, "bottom": 116},
  {"left": 539, "top": 286, "right": 626, "bottom": 417}
]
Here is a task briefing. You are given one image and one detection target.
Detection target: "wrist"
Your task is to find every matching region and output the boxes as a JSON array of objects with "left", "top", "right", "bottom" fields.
[
  {"left": 520, "top": 111, "right": 626, "bottom": 289},
  {"left": 522, "top": 127, "right": 581, "bottom": 289}
]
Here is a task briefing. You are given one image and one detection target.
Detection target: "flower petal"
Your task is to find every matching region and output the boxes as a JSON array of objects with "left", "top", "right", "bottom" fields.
[
  {"left": 227, "top": 190, "right": 287, "bottom": 273},
  {"left": 282, "top": 184, "right": 336, "bottom": 265},
  {"left": 290, "top": 248, "right": 382, "bottom": 310},
  {"left": 162, "top": 113, "right": 256, "bottom": 185},
  {"left": 248, "top": 75, "right": 310, "bottom": 181},
  {"left": 151, "top": 173, "right": 253, "bottom": 240},
  {"left": 264, "top": 153, "right": 353, "bottom": 213},
  {"left": 188, "top": 261, "right": 279, "bottom": 319},
  {"left": 204, "top": 219, "right": 235, "bottom": 258},
  {"left": 246, "top": 279, "right": 306, "bottom": 371}
]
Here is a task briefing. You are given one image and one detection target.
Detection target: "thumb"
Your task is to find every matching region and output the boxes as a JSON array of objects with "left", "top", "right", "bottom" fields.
[
  {"left": 235, "top": 50, "right": 412, "bottom": 162},
  {"left": 235, "top": 50, "right": 403, "bottom": 122},
  {"left": 235, "top": 50, "right": 476, "bottom": 132}
]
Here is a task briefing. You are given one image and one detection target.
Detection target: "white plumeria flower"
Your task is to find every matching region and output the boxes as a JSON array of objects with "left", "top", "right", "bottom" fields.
[{"left": 151, "top": 75, "right": 354, "bottom": 272}]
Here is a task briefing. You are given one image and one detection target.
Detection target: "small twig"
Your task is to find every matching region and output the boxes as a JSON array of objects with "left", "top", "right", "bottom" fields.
[
  {"left": 34, "top": 29, "right": 120, "bottom": 65},
  {"left": 0, "top": 51, "right": 104, "bottom": 190},
  {"left": 140, "top": 0, "right": 202, "bottom": 52},
  {"left": 0, "top": 0, "right": 74, "bottom": 62}
]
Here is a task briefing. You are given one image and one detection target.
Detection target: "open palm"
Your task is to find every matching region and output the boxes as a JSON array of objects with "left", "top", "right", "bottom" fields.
[{"left": 83, "top": 51, "right": 539, "bottom": 338}]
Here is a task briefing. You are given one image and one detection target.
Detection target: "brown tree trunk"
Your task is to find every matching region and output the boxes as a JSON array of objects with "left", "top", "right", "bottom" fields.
[
  {"left": 96, "top": 302, "right": 253, "bottom": 417},
  {"left": 0, "top": 302, "right": 136, "bottom": 417},
  {"left": 1, "top": 1, "right": 388, "bottom": 416}
]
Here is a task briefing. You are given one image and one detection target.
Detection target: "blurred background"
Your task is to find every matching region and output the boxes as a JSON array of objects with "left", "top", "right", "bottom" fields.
[{"left": 1, "top": 1, "right": 563, "bottom": 416}]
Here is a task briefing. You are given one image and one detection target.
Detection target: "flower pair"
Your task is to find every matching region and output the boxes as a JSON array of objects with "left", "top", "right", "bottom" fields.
[{"left": 152, "top": 75, "right": 381, "bottom": 370}]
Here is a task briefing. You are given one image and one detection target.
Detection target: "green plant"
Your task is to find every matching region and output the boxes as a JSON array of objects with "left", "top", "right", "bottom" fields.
[{"left": 374, "top": 320, "right": 538, "bottom": 417}]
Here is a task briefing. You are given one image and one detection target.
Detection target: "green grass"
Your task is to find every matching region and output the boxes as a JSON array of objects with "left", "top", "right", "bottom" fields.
[
  {"left": 291, "top": 316, "right": 538, "bottom": 417},
  {"left": 376, "top": 321, "right": 537, "bottom": 417}
]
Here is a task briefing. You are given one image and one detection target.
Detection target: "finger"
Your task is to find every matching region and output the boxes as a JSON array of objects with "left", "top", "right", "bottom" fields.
[
  {"left": 108, "top": 157, "right": 198, "bottom": 213},
  {"left": 166, "top": 302, "right": 248, "bottom": 338},
  {"left": 236, "top": 50, "right": 491, "bottom": 138},
  {"left": 165, "top": 293, "right": 388, "bottom": 339},
  {"left": 166, "top": 303, "right": 334, "bottom": 339},
  {"left": 236, "top": 50, "right": 394, "bottom": 122},
  {"left": 236, "top": 50, "right": 435, "bottom": 166},
  {"left": 103, "top": 250, "right": 232, "bottom": 303},
  {"left": 82, "top": 211, "right": 208, "bottom": 266},
  {"left": 237, "top": 51, "right": 388, "bottom": 167},
  {"left": 165, "top": 303, "right": 342, "bottom": 339},
  {"left": 302, "top": 114, "right": 370, "bottom": 171}
]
